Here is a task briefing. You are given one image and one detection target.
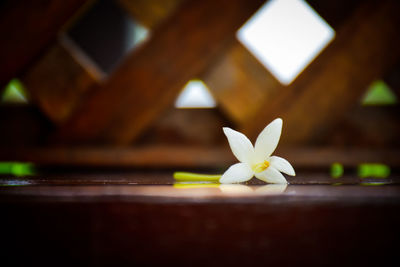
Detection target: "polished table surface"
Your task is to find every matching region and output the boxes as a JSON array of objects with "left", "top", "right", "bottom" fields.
[{"left": 1, "top": 172, "right": 399, "bottom": 266}]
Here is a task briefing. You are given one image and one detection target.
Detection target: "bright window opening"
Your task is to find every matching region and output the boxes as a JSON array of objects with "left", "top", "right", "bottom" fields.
[
  {"left": 175, "top": 80, "right": 216, "bottom": 109},
  {"left": 237, "top": 0, "right": 335, "bottom": 85}
]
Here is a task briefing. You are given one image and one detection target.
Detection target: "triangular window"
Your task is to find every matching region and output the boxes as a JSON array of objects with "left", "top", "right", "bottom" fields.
[
  {"left": 1, "top": 79, "right": 28, "bottom": 104},
  {"left": 175, "top": 80, "right": 216, "bottom": 108},
  {"left": 362, "top": 80, "right": 397, "bottom": 106}
]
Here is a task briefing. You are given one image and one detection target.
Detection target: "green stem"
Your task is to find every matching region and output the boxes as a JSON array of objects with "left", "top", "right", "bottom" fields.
[{"left": 173, "top": 172, "right": 222, "bottom": 182}]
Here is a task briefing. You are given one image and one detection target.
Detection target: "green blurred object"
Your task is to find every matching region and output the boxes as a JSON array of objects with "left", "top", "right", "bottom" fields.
[
  {"left": 1, "top": 79, "right": 29, "bottom": 103},
  {"left": 362, "top": 80, "right": 397, "bottom": 106},
  {"left": 330, "top": 163, "right": 344, "bottom": 178},
  {"left": 0, "top": 162, "right": 36, "bottom": 177},
  {"left": 173, "top": 172, "right": 221, "bottom": 182},
  {"left": 358, "top": 163, "right": 390, "bottom": 178}
]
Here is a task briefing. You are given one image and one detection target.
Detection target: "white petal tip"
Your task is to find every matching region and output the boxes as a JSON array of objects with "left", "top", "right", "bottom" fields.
[
  {"left": 288, "top": 170, "right": 296, "bottom": 176},
  {"left": 269, "top": 156, "right": 295, "bottom": 176},
  {"left": 271, "top": 118, "right": 283, "bottom": 130},
  {"left": 222, "top": 128, "right": 232, "bottom": 137},
  {"left": 272, "top": 118, "right": 283, "bottom": 125}
]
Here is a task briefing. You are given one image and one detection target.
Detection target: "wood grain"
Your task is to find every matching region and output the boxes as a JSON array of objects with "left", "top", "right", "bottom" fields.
[
  {"left": 202, "top": 0, "right": 363, "bottom": 127},
  {"left": 203, "top": 41, "right": 281, "bottom": 125},
  {"left": 242, "top": 0, "right": 400, "bottom": 145},
  {"left": 1, "top": 185, "right": 399, "bottom": 266},
  {"left": 307, "top": 0, "right": 364, "bottom": 29},
  {"left": 22, "top": 35, "right": 102, "bottom": 124},
  {"left": 0, "top": 0, "right": 89, "bottom": 87},
  {"left": 56, "top": 0, "right": 265, "bottom": 145},
  {"left": 117, "top": 0, "right": 183, "bottom": 29},
  {"left": 135, "top": 108, "right": 232, "bottom": 146},
  {"left": 322, "top": 105, "right": 400, "bottom": 148},
  {"left": 1, "top": 146, "right": 399, "bottom": 168}
]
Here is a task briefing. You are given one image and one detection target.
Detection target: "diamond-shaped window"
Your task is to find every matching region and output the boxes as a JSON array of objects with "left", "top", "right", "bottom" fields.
[
  {"left": 67, "top": 0, "right": 149, "bottom": 74},
  {"left": 237, "top": 0, "right": 335, "bottom": 85}
]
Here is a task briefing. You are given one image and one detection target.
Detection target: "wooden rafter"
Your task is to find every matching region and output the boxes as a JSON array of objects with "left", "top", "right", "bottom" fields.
[
  {"left": 135, "top": 108, "right": 232, "bottom": 147},
  {"left": 306, "top": 0, "right": 364, "bottom": 29},
  {"left": 241, "top": 0, "right": 400, "bottom": 145},
  {"left": 328, "top": 105, "right": 400, "bottom": 148},
  {"left": 117, "top": 0, "right": 184, "bottom": 29},
  {"left": 55, "top": 0, "right": 265, "bottom": 144},
  {"left": 20, "top": 0, "right": 183, "bottom": 126},
  {"left": 22, "top": 35, "right": 102, "bottom": 124},
  {"left": 202, "top": 0, "right": 364, "bottom": 128},
  {"left": 0, "top": 0, "right": 89, "bottom": 87},
  {"left": 1, "top": 146, "right": 400, "bottom": 168},
  {"left": 203, "top": 40, "right": 281, "bottom": 126}
]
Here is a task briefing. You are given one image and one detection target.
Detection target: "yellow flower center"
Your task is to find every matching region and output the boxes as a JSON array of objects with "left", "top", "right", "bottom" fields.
[{"left": 253, "top": 160, "right": 270, "bottom": 173}]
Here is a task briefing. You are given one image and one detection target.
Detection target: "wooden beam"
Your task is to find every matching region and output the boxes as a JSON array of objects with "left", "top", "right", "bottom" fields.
[
  {"left": 306, "top": 0, "right": 363, "bottom": 29},
  {"left": 0, "top": 146, "right": 234, "bottom": 168},
  {"left": 0, "top": 0, "right": 89, "bottom": 87},
  {"left": 324, "top": 105, "right": 400, "bottom": 148},
  {"left": 22, "top": 0, "right": 184, "bottom": 125},
  {"left": 135, "top": 108, "right": 232, "bottom": 146},
  {"left": 242, "top": 0, "right": 400, "bottom": 145},
  {"left": 56, "top": 0, "right": 265, "bottom": 145},
  {"left": 117, "top": 0, "right": 183, "bottom": 29},
  {"left": 202, "top": 0, "right": 363, "bottom": 127},
  {"left": 22, "top": 35, "right": 102, "bottom": 124},
  {"left": 1, "top": 146, "right": 400, "bottom": 168},
  {"left": 203, "top": 41, "right": 281, "bottom": 126}
]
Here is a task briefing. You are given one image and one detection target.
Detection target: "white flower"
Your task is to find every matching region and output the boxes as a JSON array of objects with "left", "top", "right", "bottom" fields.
[{"left": 220, "top": 118, "right": 295, "bottom": 184}]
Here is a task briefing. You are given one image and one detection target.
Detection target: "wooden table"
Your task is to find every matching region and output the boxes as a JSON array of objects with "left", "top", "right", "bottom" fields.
[{"left": 1, "top": 172, "right": 399, "bottom": 266}]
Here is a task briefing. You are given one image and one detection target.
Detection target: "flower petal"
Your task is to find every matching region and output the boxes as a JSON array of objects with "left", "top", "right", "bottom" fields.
[
  {"left": 254, "top": 118, "right": 282, "bottom": 162},
  {"left": 269, "top": 156, "right": 296, "bottom": 176},
  {"left": 255, "top": 166, "right": 287, "bottom": 184},
  {"left": 223, "top": 127, "right": 254, "bottom": 163},
  {"left": 220, "top": 163, "right": 254, "bottom": 183}
]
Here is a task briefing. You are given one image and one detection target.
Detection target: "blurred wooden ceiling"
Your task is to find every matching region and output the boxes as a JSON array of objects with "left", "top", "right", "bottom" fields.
[{"left": 0, "top": 0, "right": 399, "bottom": 168}]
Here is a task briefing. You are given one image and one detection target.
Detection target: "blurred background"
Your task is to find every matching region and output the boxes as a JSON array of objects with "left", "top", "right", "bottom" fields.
[
  {"left": 0, "top": 0, "right": 399, "bottom": 177},
  {"left": 1, "top": 1, "right": 400, "bottom": 266}
]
